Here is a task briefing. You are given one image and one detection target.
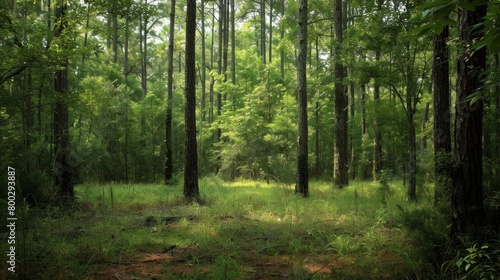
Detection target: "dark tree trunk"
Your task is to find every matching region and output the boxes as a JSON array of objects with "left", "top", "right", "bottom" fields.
[
  {"left": 230, "top": 0, "right": 235, "bottom": 85},
  {"left": 53, "top": 0, "right": 74, "bottom": 201},
  {"left": 373, "top": 49, "right": 382, "bottom": 181},
  {"left": 124, "top": 14, "right": 130, "bottom": 184},
  {"left": 280, "top": 0, "right": 285, "bottom": 78},
  {"left": 269, "top": 0, "right": 273, "bottom": 64},
  {"left": 112, "top": 12, "right": 118, "bottom": 63},
  {"left": 296, "top": 0, "right": 308, "bottom": 197},
  {"left": 260, "top": 0, "right": 266, "bottom": 64},
  {"left": 452, "top": 2, "right": 487, "bottom": 238},
  {"left": 421, "top": 102, "right": 430, "bottom": 150},
  {"left": 201, "top": 0, "right": 207, "bottom": 122},
  {"left": 333, "top": 0, "right": 348, "bottom": 188},
  {"left": 209, "top": 4, "right": 215, "bottom": 124},
  {"left": 433, "top": 25, "right": 451, "bottom": 205},
  {"left": 165, "top": 0, "right": 176, "bottom": 184},
  {"left": 184, "top": 0, "right": 200, "bottom": 200}
]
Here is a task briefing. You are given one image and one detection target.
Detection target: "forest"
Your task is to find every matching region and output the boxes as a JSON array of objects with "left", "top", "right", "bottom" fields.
[{"left": 1, "top": 0, "right": 500, "bottom": 278}]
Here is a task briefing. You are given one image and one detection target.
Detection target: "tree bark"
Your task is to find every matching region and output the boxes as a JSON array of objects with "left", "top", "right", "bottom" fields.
[
  {"left": 261, "top": 0, "right": 266, "bottom": 64},
  {"left": 333, "top": 0, "right": 348, "bottom": 188},
  {"left": 165, "top": 0, "right": 176, "bottom": 184},
  {"left": 53, "top": 0, "right": 74, "bottom": 201},
  {"left": 184, "top": 0, "right": 200, "bottom": 200},
  {"left": 452, "top": 2, "right": 487, "bottom": 238},
  {"left": 373, "top": 49, "right": 382, "bottom": 181},
  {"left": 296, "top": 0, "right": 308, "bottom": 197},
  {"left": 280, "top": 0, "right": 285, "bottom": 78},
  {"left": 433, "top": 25, "right": 451, "bottom": 205}
]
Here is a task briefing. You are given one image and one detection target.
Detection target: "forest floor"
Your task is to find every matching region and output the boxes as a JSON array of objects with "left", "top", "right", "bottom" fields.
[{"left": 2, "top": 177, "right": 449, "bottom": 279}]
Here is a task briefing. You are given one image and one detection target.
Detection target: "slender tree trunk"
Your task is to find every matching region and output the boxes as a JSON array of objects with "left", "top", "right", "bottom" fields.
[
  {"left": 53, "top": 0, "right": 74, "bottom": 201},
  {"left": 23, "top": 67, "right": 34, "bottom": 172},
  {"left": 82, "top": 3, "right": 90, "bottom": 64},
  {"left": 184, "top": 0, "right": 200, "bottom": 200},
  {"left": 230, "top": 0, "right": 235, "bottom": 85},
  {"left": 209, "top": 4, "right": 215, "bottom": 124},
  {"left": 124, "top": 15, "right": 130, "bottom": 183},
  {"left": 421, "top": 102, "right": 430, "bottom": 150},
  {"left": 269, "top": 0, "right": 273, "bottom": 64},
  {"left": 261, "top": 0, "right": 266, "bottom": 64},
  {"left": 452, "top": 2, "right": 487, "bottom": 237},
  {"left": 215, "top": 0, "right": 225, "bottom": 173},
  {"left": 296, "top": 0, "right": 308, "bottom": 197},
  {"left": 333, "top": 0, "right": 348, "bottom": 188},
  {"left": 112, "top": 11, "right": 118, "bottom": 63},
  {"left": 165, "top": 0, "right": 176, "bottom": 184},
  {"left": 314, "top": 101, "right": 321, "bottom": 178},
  {"left": 407, "top": 112, "right": 417, "bottom": 200},
  {"left": 495, "top": 53, "right": 500, "bottom": 161},
  {"left": 201, "top": 0, "right": 207, "bottom": 122},
  {"left": 280, "top": 0, "right": 285, "bottom": 78},
  {"left": 373, "top": 49, "right": 382, "bottom": 180}
]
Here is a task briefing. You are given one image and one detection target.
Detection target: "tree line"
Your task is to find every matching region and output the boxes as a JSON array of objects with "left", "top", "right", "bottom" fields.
[{"left": 1, "top": 0, "right": 499, "bottom": 238}]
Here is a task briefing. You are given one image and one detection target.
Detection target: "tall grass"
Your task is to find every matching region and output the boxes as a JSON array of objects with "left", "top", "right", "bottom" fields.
[{"left": 1, "top": 177, "right": 483, "bottom": 279}]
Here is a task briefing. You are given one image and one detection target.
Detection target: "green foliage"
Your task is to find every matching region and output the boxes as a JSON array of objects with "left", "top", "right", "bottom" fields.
[{"left": 455, "top": 243, "right": 499, "bottom": 280}]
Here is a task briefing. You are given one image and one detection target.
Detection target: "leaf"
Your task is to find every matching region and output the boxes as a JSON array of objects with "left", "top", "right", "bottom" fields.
[{"left": 465, "top": 263, "right": 471, "bottom": 271}]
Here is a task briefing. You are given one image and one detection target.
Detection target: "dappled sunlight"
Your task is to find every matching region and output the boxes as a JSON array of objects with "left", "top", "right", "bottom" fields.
[{"left": 6, "top": 179, "right": 453, "bottom": 279}]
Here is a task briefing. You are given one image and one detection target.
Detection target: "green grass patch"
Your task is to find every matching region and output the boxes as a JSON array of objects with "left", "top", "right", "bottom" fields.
[{"left": 1, "top": 177, "right": 462, "bottom": 279}]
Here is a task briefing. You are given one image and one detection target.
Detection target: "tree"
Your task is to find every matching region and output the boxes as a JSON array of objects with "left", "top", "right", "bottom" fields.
[
  {"left": 433, "top": 24, "right": 451, "bottom": 205},
  {"left": 296, "top": 0, "right": 308, "bottom": 197},
  {"left": 53, "top": 0, "right": 75, "bottom": 201},
  {"left": 333, "top": 0, "right": 348, "bottom": 188},
  {"left": 184, "top": 0, "right": 200, "bottom": 200},
  {"left": 452, "top": 1, "right": 487, "bottom": 237},
  {"left": 165, "top": 0, "right": 176, "bottom": 184}
]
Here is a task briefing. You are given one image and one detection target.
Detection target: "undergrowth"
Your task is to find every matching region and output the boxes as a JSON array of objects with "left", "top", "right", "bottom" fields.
[{"left": 1, "top": 177, "right": 497, "bottom": 279}]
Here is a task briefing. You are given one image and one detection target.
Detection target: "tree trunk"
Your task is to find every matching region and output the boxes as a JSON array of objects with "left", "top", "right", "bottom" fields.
[
  {"left": 112, "top": 11, "right": 118, "bottom": 63},
  {"left": 452, "top": 2, "right": 487, "bottom": 238},
  {"left": 165, "top": 0, "right": 176, "bottom": 184},
  {"left": 230, "top": 0, "right": 235, "bottom": 85},
  {"left": 124, "top": 14, "right": 130, "bottom": 183},
  {"left": 184, "top": 0, "right": 200, "bottom": 200},
  {"left": 333, "top": 0, "right": 348, "bottom": 188},
  {"left": 280, "top": 0, "right": 285, "bottom": 78},
  {"left": 260, "top": 0, "right": 266, "bottom": 64},
  {"left": 269, "top": 0, "right": 273, "bottom": 64},
  {"left": 209, "top": 4, "right": 215, "bottom": 124},
  {"left": 201, "top": 0, "right": 207, "bottom": 122},
  {"left": 53, "top": 0, "right": 74, "bottom": 201},
  {"left": 408, "top": 114, "right": 417, "bottom": 200},
  {"left": 433, "top": 25, "right": 451, "bottom": 205},
  {"left": 421, "top": 102, "right": 430, "bottom": 150},
  {"left": 296, "top": 0, "right": 308, "bottom": 197},
  {"left": 373, "top": 49, "right": 382, "bottom": 181}
]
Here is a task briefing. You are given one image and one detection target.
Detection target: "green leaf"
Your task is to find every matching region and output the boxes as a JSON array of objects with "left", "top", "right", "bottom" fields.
[{"left": 465, "top": 263, "right": 471, "bottom": 271}]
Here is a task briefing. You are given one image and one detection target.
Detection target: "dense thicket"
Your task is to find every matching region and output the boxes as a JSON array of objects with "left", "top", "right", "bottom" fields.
[{"left": 1, "top": 0, "right": 499, "bottom": 229}]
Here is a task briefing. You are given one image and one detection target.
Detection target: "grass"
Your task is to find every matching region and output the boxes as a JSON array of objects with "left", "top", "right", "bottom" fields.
[{"left": 1, "top": 177, "right": 456, "bottom": 279}]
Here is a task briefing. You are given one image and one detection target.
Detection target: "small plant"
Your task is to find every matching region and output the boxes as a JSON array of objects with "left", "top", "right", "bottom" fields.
[
  {"left": 209, "top": 254, "right": 243, "bottom": 279},
  {"left": 455, "top": 243, "right": 499, "bottom": 280}
]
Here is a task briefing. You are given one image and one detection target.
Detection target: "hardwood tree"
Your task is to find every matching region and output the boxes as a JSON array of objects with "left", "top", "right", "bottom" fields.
[
  {"left": 296, "top": 0, "right": 309, "bottom": 197},
  {"left": 184, "top": 0, "right": 200, "bottom": 200}
]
